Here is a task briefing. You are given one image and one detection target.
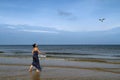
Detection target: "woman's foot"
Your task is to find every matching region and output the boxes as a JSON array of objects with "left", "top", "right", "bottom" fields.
[
  {"left": 29, "top": 69, "right": 32, "bottom": 72},
  {"left": 36, "top": 69, "right": 40, "bottom": 72}
]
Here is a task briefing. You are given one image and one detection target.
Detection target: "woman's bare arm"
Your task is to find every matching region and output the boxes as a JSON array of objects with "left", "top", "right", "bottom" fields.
[{"left": 38, "top": 49, "right": 41, "bottom": 54}]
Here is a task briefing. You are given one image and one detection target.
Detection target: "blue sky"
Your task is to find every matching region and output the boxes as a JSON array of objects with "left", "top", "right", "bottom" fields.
[{"left": 0, "top": 0, "right": 120, "bottom": 45}]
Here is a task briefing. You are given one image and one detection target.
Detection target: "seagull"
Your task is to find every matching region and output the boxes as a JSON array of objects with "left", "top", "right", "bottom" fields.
[{"left": 99, "top": 18, "right": 105, "bottom": 22}]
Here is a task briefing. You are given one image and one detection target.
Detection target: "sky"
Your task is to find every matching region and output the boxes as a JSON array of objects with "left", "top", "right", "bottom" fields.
[{"left": 0, "top": 0, "right": 120, "bottom": 45}]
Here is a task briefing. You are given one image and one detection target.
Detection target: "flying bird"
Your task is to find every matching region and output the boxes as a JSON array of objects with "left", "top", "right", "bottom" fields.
[{"left": 99, "top": 18, "right": 105, "bottom": 22}]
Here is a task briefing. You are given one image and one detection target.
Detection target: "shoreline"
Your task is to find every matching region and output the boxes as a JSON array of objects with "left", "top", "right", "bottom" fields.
[
  {"left": 0, "top": 53, "right": 120, "bottom": 64},
  {"left": 0, "top": 56, "right": 120, "bottom": 80}
]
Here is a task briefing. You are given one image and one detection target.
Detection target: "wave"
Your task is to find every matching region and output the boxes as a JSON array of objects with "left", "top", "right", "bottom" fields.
[
  {"left": 45, "top": 52, "right": 95, "bottom": 55},
  {"left": 44, "top": 52, "right": 120, "bottom": 61},
  {"left": 1, "top": 51, "right": 119, "bottom": 60},
  {"left": 0, "top": 51, "right": 4, "bottom": 53}
]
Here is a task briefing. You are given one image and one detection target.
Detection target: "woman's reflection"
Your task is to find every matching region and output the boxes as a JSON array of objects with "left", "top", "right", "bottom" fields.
[{"left": 30, "top": 72, "right": 41, "bottom": 80}]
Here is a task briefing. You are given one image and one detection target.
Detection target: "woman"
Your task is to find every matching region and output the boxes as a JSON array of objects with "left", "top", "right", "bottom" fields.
[{"left": 29, "top": 43, "right": 42, "bottom": 72}]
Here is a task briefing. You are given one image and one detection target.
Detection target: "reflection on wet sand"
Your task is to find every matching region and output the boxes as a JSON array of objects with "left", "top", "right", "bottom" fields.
[{"left": 30, "top": 72, "right": 41, "bottom": 80}]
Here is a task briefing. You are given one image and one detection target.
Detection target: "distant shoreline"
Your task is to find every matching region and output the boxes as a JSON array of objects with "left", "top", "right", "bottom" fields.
[{"left": 1, "top": 44, "right": 120, "bottom": 46}]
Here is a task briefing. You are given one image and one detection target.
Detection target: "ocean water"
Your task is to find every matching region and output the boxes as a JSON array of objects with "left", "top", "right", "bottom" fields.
[{"left": 0, "top": 45, "right": 120, "bottom": 60}]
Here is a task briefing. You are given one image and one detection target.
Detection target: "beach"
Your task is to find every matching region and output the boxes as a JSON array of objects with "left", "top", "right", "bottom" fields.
[
  {"left": 0, "top": 0, "right": 120, "bottom": 79},
  {"left": 0, "top": 55, "right": 120, "bottom": 80},
  {"left": 0, "top": 45, "right": 120, "bottom": 80}
]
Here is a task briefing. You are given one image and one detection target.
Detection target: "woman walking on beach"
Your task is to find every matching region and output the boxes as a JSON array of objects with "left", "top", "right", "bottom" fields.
[{"left": 29, "top": 43, "right": 42, "bottom": 72}]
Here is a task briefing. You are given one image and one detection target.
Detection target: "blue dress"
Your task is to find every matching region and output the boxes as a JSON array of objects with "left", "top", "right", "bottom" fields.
[{"left": 32, "top": 51, "right": 41, "bottom": 71}]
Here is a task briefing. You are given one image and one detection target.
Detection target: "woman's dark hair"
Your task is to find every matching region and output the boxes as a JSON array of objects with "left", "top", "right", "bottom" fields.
[{"left": 32, "top": 43, "right": 36, "bottom": 48}]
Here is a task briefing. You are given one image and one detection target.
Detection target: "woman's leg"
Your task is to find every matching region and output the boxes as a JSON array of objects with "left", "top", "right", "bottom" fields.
[{"left": 29, "top": 65, "right": 33, "bottom": 72}]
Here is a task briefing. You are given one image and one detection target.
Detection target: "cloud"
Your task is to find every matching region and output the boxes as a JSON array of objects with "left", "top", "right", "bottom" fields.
[
  {"left": 7, "top": 26, "right": 16, "bottom": 29},
  {"left": 21, "top": 29, "right": 59, "bottom": 34},
  {"left": 0, "top": 23, "right": 59, "bottom": 34},
  {"left": 57, "top": 10, "right": 78, "bottom": 21},
  {"left": 58, "top": 10, "right": 72, "bottom": 16}
]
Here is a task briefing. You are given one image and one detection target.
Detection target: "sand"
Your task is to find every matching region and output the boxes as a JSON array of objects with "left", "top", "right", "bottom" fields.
[{"left": 0, "top": 56, "right": 120, "bottom": 80}]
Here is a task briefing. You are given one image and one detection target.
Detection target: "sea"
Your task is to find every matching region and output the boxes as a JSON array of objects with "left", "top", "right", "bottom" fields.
[{"left": 0, "top": 45, "right": 120, "bottom": 60}]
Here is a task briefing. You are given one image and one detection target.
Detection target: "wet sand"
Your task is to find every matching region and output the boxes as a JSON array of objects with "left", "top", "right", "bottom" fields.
[{"left": 0, "top": 56, "right": 120, "bottom": 80}]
